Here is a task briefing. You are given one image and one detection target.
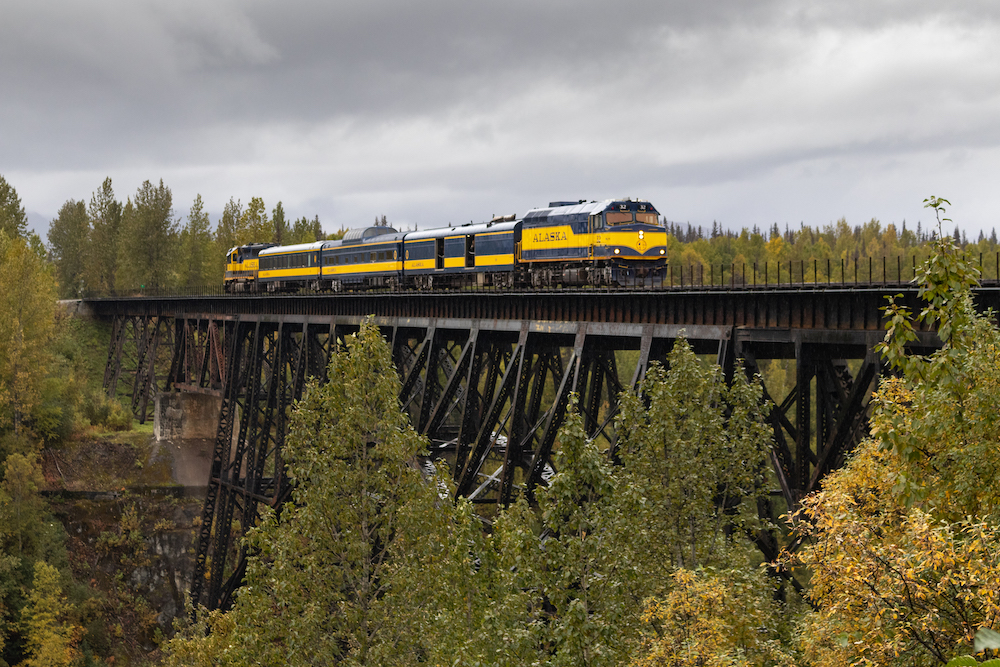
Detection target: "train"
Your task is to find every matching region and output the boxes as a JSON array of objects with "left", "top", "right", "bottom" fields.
[{"left": 223, "top": 199, "right": 668, "bottom": 292}]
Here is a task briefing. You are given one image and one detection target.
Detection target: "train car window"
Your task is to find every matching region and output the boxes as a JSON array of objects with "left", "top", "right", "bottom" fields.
[
  {"left": 636, "top": 212, "right": 659, "bottom": 225},
  {"left": 606, "top": 212, "right": 633, "bottom": 225}
]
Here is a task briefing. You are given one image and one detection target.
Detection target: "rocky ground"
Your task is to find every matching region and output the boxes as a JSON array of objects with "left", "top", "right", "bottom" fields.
[{"left": 40, "top": 430, "right": 213, "bottom": 660}]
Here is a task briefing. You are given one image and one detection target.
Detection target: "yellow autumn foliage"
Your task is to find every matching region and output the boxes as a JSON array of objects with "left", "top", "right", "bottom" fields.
[
  {"left": 633, "top": 559, "right": 793, "bottom": 667},
  {"left": 796, "top": 435, "right": 1000, "bottom": 666},
  {"left": 795, "top": 206, "right": 1000, "bottom": 666}
]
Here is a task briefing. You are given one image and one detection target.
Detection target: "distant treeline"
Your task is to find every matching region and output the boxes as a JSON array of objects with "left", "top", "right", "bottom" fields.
[
  {"left": 659, "top": 216, "right": 1000, "bottom": 285},
  {"left": 42, "top": 177, "right": 344, "bottom": 298},
  {"left": 7, "top": 171, "right": 1000, "bottom": 297}
]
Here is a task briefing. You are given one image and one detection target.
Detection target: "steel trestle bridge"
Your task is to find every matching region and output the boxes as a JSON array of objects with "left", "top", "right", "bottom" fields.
[{"left": 89, "top": 281, "right": 994, "bottom": 611}]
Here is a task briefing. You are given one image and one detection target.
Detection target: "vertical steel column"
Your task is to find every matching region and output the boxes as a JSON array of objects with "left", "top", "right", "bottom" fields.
[{"left": 191, "top": 317, "right": 248, "bottom": 609}]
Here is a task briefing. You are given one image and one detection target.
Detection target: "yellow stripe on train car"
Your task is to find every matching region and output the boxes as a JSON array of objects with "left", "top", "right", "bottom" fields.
[
  {"left": 322, "top": 262, "right": 401, "bottom": 276},
  {"left": 404, "top": 260, "right": 436, "bottom": 271},
  {"left": 259, "top": 268, "right": 319, "bottom": 279},
  {"left": 475, "top": 254, "right": 515, "bottom": 267}
]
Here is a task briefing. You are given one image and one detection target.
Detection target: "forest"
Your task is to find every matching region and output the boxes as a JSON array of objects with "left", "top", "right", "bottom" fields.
[
  {"left": 25, "top": 173, "right": 1000, "bottom": 298},
  {"left": 4, "top": 173, "right": 1000, "bottom": 665}
]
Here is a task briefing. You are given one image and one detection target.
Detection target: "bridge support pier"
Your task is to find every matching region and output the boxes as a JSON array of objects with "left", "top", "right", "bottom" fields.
[{"left": 153, "top": 392, "right": 222, "bottom": 441}]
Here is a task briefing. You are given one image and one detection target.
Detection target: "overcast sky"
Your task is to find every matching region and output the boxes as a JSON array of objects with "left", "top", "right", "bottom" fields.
[{"left": 4, "top": 1, "right": 1000, "bottom": 239}]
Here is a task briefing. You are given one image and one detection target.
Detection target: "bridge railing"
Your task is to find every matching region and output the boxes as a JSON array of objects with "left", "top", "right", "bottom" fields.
[{"left": 79, "top": 252, "right": 1000, "bottom": 299}]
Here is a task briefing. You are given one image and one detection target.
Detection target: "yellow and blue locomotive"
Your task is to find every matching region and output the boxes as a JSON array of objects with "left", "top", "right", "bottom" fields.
[
  {"left": 223, "top": 242, "right": 276, "bottom": 292},
  {"left": 224, "top": 199, "right": 667, "bottom": 292},
  {"left": 519, "top": 199, "right": 666, "bottom": 287}
]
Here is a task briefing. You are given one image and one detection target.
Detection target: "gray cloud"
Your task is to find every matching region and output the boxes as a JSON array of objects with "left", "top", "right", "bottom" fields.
[{"left": 4, "top": 0, "right": 1000, "bottom": 234}]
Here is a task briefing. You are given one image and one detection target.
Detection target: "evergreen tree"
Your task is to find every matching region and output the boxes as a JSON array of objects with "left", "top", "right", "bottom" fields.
[
  {"left": 215, "top": 197, "right": 242, "bottom": 255},
  {"left": 533, "top": 401, "right": 633, "bottom": 666},
  {"left": 46, "top": 200, "right": 90, "bottom": 298},
  {"left": 271, "top": 201, "right": 288, "bottom": 245},
  {"left": 179, "top": 194, "right": 216, "bottom": 289},
  {"left": 238, "top": 196, "right": 269, "bottom": 245},
  {"left": 120, "top": 179, "right": 176, "bottom": 290},
  {"left": 166, "top": 320, "right": 431, "bottom": 665},
  {"left": 0, "top": 175, "right": 28, "bottom": 238},
  {"left": 87, "top": 178, "right": 123, "bottom": 293},
  {"left": 288, "top": 215, "right": 324, "bottom": 244}
]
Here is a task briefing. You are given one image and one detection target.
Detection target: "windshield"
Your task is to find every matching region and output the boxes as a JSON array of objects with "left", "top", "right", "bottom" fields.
[{"left": 605, "top": 211, "right": 661, "bottom": 226}]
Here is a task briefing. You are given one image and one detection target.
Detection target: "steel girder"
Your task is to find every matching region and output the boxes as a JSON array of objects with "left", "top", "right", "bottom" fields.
[
  {"left": 102, "top": 315, "right": 173, "bottom": 422},
  {"left": 189, "top": 319, "right": 333, "bottom": 611},
  {"left": 102, "top": 312, "right": 889, "bottom": 610},
  {"left": 733, "top": 332, "right": 883, "bottom": 562},
  {"left": 165, "top": 317, "right": 231, "bottom": 396}
]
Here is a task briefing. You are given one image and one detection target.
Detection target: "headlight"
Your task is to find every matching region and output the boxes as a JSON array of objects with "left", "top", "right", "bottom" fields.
[
  {"left": 660, "top": 249, "right": 665, "bottom": 255},
  {"left": 638, "top": 230, "right": 644, "bottom": 239},
  {"left": 614, "top": 248, "right": 620, "bottom": 255}
]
